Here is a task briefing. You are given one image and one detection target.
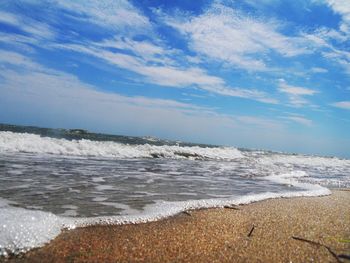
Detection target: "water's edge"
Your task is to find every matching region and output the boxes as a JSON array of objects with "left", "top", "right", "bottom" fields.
[{"left": 0, "top": 180, "right": 331, "bottom": 258}]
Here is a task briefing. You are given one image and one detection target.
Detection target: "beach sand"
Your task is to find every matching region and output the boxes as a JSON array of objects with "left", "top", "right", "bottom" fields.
[{"left": 4, "top": 190, "right": 350, "bottom": 263}]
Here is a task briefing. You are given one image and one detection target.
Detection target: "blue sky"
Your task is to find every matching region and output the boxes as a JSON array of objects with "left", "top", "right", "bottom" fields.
[{"left": 0, "top": 0, "right": 349, "bottom": 157}]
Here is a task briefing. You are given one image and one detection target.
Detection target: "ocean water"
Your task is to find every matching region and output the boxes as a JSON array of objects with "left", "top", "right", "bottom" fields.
[{"left": 0, "top": 124, "right": 349, "bottom": 256}]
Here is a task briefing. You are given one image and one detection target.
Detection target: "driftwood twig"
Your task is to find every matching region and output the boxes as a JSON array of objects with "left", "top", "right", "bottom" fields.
[
  {"left": 182, "top": 211, "right": 192, "bottom": 216},
  {"left": 224, "top": 205, "right": 240, "bottom": 210},
  {"left": 338, "top": 254, "right": 350, "bottom": 260},
  {"left": 292, "top": 236, "right": 342, "bottom": 263},
  {"left": 247, "top": 225, "right": 255, "bottom": 237}
]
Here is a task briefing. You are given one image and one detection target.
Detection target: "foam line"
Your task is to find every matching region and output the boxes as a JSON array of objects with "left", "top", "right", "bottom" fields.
[{"left": 0, "top": 170, "right": 330, "bottom": 257}]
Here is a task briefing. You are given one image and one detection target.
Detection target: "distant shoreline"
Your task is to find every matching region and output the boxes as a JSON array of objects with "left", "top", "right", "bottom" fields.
[{"left": 6, "top": 190, "right": 350, "bottom": 263}]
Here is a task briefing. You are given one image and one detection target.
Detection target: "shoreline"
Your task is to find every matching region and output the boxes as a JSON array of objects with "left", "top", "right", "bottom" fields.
[{"left": 3, "top": 190, "right": 350, "bottom": 262}]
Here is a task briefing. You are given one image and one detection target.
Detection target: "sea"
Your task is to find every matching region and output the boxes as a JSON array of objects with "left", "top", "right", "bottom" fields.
[{"left": 0, "top": 123, "right": 349, "bottom": 256}]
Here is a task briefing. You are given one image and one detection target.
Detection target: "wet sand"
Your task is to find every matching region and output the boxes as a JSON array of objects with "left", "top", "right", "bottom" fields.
[{"left": 4, "top": 190, "right": 350, "bottom": 263}]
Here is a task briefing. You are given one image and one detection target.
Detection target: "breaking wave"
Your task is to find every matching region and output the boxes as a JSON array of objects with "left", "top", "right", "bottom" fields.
[{"left": 0, "top": 131, "right": 243, "bottom": 160}]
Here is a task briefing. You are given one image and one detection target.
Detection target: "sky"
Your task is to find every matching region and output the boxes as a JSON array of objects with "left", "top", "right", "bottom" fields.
[{"left": 0, "top": 0, "right": 349, "bottom": 158}]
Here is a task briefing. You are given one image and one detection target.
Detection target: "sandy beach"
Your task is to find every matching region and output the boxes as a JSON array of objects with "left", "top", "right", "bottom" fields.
[{"left": 4, "top": 190, "right": 350, "bottom": 263}]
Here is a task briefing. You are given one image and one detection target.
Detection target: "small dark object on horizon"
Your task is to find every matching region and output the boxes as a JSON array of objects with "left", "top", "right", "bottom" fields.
[{"left": 69, "top": 129, "right": 89, "bottom": 134}]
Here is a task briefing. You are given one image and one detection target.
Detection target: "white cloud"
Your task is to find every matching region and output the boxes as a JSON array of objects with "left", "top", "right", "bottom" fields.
[
  {"left": 185, "top": 55, "right": 202, "bottom": 64},
  {"left": 322, "top": 49, "right": 350, "bottom": 74},
  {"left": 101, "top": 38, "right": 164, "bottom": 56},
  {"left": 0, "top": 0, "right": 150, "bottom": 49},
  {"left": 203, "top": 85, "right": 278, "bottom": 104},
  {"left": 52, "top": 42, "right": 277, "bottom": 104},
  {"left": 324, "top": 0, "right": 350, "bottom": 33},
  {"left": 56, "top": 42, "right": 224, "bottom": 86},
  {"left": 0, "top": 11, "right": 18, "bottom": 25},
  {"left": 303, "top": 24, "right": 349, "bottom": 74},
  {"left": 282, "top": 115, "right": 313, "bottom": 126},
  {"left": 0, "top": 50, "right": 43, "bottom": 70},
  {"left": 311, "top": 67, "right": 328, "bottom": 73},
  {"left": 140, "top": 66, "right": 224, "bottom": 87},
  {"left": 331, "top": 101, "right": 350, "bottom": 110},
  {"left": 304, "top": 27, "right": 348, "bottom": 45},
  {"left": 300, "top": 2, "right": 350, "bottom": 75},
  {"left": 0, "top": 52, "right": 219, "bottom": 128},
  {"left": 1, "top": 1, "right": 281, "bottom": 106},
  {"left": 236, "top": 116, "right": 283, "bottom": 129},
  {"left": 55, "top": 0, "right": 151, "bottom": 32},
  {"left": 0, "top": 10, "right": 55, "bottom": 41},
  {"left": 0, "top": 32, "right": 38, "bottom": 51},
  {"left": 318, "top": 27, "right": 348, "bottom": 42},
  {"left": 278, "top": 81, "right": 318, "bottom": 107},
  {"left": 164, "top": 3, "right": 309, "bottom": 71},
  {"left": 278, "top": 83, "right": 318, "bottom": 96},
  {"left": 95, "top": 37, "right": 179, "bottom": 66},
  {"left": 45, "top": 2, "right": 282, "bottom": 105}
]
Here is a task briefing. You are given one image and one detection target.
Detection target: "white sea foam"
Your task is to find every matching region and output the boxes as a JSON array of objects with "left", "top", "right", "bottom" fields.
[
  {"left": 258, "top": 153, "right": 350, "bottom": 168},
  {"left": 0, "top": 131, "right": 243, "bottom": 160},
  {"left": 0, "top": 203, "right": 74, "bottom": 257},
  {"left": 264, "top": 170, "right": 331, "bottom": 196},
  {"left": 0, "top": 170, "right": 330, "bottom": 257}
]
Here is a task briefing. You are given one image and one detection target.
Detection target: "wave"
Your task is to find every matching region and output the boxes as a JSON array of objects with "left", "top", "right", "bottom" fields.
[
  {"left": 0, "top": 170, "right": 330, "bottom": 257},
  {"left": 0, "top": 131, "right": 243, "bottom": 160}
]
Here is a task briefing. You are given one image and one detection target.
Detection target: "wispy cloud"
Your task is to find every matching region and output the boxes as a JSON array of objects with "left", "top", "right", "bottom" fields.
[
  {"left": 278, "top": 80, "right": 318, "bottom": 107},
  {"left": 331, "top": 101, "right": 350, "bottom": 110},
  {"left": 282, "top": 115, "right": 313, "bottom": 126},
  {"left": 322, "top": 49, "right": 350, "bottom": 74},
  {"left": 311, "top": 67, "right": 328, "bottom": 73},
  {"left": 236, "top": 115, "right": 283, "bottom": 129},
  {"left": 53, "top": 42, "right": 224, "bottom": 86},
  {"left": 4, "top": 0, "right": 273, "bottom": 105},
  {"left": 0, "top": 32, "right": 37, "bottom": 51},
  {"left": 0, "top": 1, "right": 330, "bottom": 106},
  {"left": 0, "top": 50, "right": 43, "bottom": 70},
  {"left": 97, "top": 37, "right": 171, "bottom": 63},
  {"left": 0, "top": 10, "right": 18, "bottom": 25},
  {"left": 54, "top": 0, "right": 151, "bottom": 32},
  {"left": 0, "top": 0, "right": 149, "bottom": 49},
  {"left": 52, "top": 39, "right": 277, "bottom": 104},
  {"left": 299, "top": 6, "right": 350, "bottom": 75},
  {"left": 0, "top": 51, "right": 213, "bottom": 116},
  {"left": 0, "top": 10, "right": 55, "bottom": 41},
  {"left": 278, "top": 82, "right": 317, "bottom": 96},
  {"left": 324, "top": 0, "right": 350, "bottom": 33},
  {"left": 163, "top": 3, "right": 309, "bottom": 71}
]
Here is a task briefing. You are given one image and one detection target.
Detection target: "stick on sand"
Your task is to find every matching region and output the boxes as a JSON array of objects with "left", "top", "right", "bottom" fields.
[{"left": 292, "top": 236, "right": 342, "bottom": 263}]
